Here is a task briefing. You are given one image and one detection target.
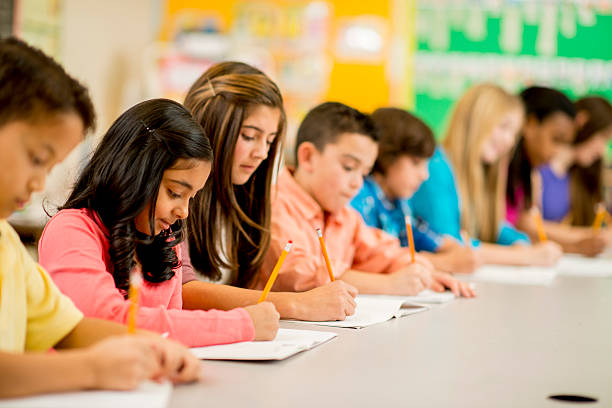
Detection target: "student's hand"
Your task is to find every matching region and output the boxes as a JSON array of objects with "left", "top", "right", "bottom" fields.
[
  {"left": 529, "top": 242, "right": 563, "bottom": 266},
  {"left": 435, "top": 245, "right": 482, "bottom": 274},
  {"left": 569, "top": 234, "right": 607, "bottom": 257},
  {"left": 294, "top": 280, "right": 358, "bottom": 321},
  {"left": 244, "top": 302, "right": 280, "bottom": 341},
  {"left": 429, "top": 271, "right": 476, "bottom": 298},
  {"left": 450, "top": 246, "right": 482, "bottom": 274},
  {"left": 388, "top": 263, "right": 433, "bottom": 296},
  {"left": 144, "top": 336, "right": 202, "bottom": 384},
  {"left": 601, "top": 229, "right": 612, "bottom": 247},
  {"left": 414, "top": 254, "right": 435, "bottom": 271},
  {"left": 84, "top": 335, "right": 162, "bottom": 390}
]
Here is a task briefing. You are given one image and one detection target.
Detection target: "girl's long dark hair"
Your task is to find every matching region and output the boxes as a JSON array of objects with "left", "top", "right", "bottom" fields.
[
  {"left": 507, "top": 86, "right": 576, "bottom": 210},
  {"left": 62, "top": 99, "right": 212, "bottom": 294},
  {"left": 184, "top": 62, "right": 286, "bottom": 288},
  {"left": 569, "top": 96, "right": 612, "bottom": 225}
]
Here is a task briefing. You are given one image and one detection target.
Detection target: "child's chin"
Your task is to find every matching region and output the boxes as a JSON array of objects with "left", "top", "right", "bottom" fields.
[{"left": 325, "top": 201, "right": 347, "bottom": 214}]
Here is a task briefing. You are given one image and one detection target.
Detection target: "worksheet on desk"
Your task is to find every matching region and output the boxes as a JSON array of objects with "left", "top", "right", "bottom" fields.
[
  {"left": 556, "top": 254, "right": 612, "bottom": 277},
  {"left": 286, "top": 295, "right": 429, "bottom": 329},
  {"left": 456, "top": 265, "right": 558, "bottom": 286},
  {"left": 190, "top": 328, "right": 337, "bottom": 360},
  {"left": 0, "top": 381, "right": 171, "bottom": 408}
]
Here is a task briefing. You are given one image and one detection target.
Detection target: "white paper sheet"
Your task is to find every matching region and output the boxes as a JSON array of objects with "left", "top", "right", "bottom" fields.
[
  {"left": 456, "top": 265, "right": 557, "bottom": 286},
  {"left": 190, "top": 328, "right": 337, "bottom": 360},
  {"left": 404, "top": 289, "right": 456, "bottom": 304},
  {"left": 556, "top": 254, "right": 612, "bottom": 277},
  {"left": 287, "top": 295, "right": 428, "bottom": 329},
  {"left": 0, "top": 381, "right": 171, "bottom": 408}
]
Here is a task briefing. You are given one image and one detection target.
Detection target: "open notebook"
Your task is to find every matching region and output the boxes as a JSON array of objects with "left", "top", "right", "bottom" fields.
[
  {"left": 456, "top": 265, "right": 558, "bottom": 286},
  {"left": 287, "top": 295, "right": 429, "bottom": 329},
  {"left": 190, "top": 328, "right": 337, "bottom": 361},
  {"left": 0, "top": 381, "right": 171, "bottom": 408}
]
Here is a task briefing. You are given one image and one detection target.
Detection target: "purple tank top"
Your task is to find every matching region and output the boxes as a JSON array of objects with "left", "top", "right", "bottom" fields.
[{"left": 539, "top": 164, "right": 570, "bottom": 222}]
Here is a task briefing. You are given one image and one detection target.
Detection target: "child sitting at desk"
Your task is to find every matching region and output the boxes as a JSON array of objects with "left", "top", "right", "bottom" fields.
[
  {"left": 0, "top": 37, "right": 199, "bottom": 399},
  {"left": 537, "top": 96, "right": 612, "bottom": 254},
  {"left": 256, "top": 102, "right": 474, "bottom": 298},
  {"left": 351, "top": 107, "right": 480, "bottom": 274}
]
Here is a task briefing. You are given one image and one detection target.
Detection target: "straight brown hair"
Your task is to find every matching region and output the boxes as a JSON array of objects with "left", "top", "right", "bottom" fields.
[
  {"left": 569, "top": 96, "right": 612, "bottom": 226},
  {"left": 371, "top": 107, "right": 435, "bottom": 176},
  {"left": 184, "top": 62, "right": 286, "bottom": 287}
]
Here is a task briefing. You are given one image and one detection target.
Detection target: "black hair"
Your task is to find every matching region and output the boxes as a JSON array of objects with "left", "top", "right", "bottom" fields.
[
  {"left": 507, "top": 86, "right": 576, "bottom": 209},
  {"left": 62, "top": 98, "right": 212, "bottom": 294},
  {"left": 295, "top": 102, "right": 378, "bottom": 162},
  {"left": 0, "top": 37, "right": 95, "bottom": 132}
]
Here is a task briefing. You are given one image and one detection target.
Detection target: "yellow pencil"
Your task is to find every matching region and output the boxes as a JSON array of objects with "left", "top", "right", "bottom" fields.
[
  {"left": 316, "top": 228, "right": 335, "bottom": 282},
  {"left": 405, "top": 215, "right": 416, "bottom": 263},
  {"left": 592, "top": 203, "right": 606, "bottom": 232},
  {"left": 127, "top": 271, "right": 142, "bottom": 334},
  {"left": 258, "top": 240, "right": 292, "bottom": 303},
  {"left": 531, "top": 206, "right": 548, "bottom": 243}
]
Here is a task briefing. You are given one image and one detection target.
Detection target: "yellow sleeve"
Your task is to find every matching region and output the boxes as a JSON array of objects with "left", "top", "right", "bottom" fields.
[{"left": 19, "top": 237, "right": 83, "bottom": 351}]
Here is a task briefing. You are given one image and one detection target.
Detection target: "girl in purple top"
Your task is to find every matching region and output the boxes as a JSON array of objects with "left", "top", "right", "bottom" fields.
[
  {"left": 538, "top": 96, "right": 612, "bottom": 254},
  {"left": 507, "top": 87, "right": 608, "bottom": 256}
]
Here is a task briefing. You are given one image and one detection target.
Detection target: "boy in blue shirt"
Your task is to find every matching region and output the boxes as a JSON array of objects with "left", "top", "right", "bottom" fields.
[{"left": 351, "top": 108, "right": 480, "bottom": 274}]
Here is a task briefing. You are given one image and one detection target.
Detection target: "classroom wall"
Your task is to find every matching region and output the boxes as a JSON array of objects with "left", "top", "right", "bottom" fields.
[
  {"left": 60, "top": 0, "right": 158, "bottom": 136},
  {"left": 7, "top": 0, "right": 612, "bottom": 228}
]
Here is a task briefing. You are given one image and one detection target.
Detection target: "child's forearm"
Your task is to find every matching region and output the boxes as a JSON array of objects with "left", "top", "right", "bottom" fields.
[
  {"left": 54, "top": 317, "right": 128, "bottom": 349},
  {"left": 339, "top": 269, "right": 392, "bottom": 294},
  {"left": 516, "top": 211, "right": 591, "bottom": 246},
  {"left": 182, "top": 280, "right": 299, "bottom": 319},
  {"left": 0, "top": 350, "right": 95, "bottom": 398},
  {"left": 420, "top": 252, "right": 453, "bottom": 273},
  {"left": 479, "top": 243, "right": 540, "bottom": 266}
]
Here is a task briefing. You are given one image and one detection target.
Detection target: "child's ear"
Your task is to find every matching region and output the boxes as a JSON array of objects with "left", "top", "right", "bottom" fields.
[
  {"left": 574, "top": 110, "right": 589, "bottom": 131},
  {"left": 296, "top": 142, "right": 318, "bottom": 173}
]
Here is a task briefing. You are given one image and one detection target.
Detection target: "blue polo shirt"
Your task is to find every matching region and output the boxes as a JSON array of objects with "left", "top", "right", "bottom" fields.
[{"left": 351, "top": 176, "right": 443, "bottom": 252}]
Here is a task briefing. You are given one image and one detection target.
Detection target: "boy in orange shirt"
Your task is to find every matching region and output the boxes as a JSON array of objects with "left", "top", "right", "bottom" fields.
[{"left": 257, "top": 102, "right": 475, "bottom": 298}]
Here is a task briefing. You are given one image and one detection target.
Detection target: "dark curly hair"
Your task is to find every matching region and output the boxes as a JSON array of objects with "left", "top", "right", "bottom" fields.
[{"left": 62, "top": 98, "right": 212, "bottom": 294}]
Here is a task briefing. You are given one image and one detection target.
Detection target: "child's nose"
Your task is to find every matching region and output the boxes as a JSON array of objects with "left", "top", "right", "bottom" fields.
[
  {"left": 28, "top": 171, "right": 46, "bottom": 193},
  {"left": 175, "top": 203, "right": 188, "bottom": 220},
  {"left": 252, "top": 138, "right": 269, "bottom": 159}
]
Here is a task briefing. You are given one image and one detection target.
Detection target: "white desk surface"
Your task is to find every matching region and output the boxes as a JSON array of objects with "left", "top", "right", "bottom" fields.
[{"left": 170, "top": 276, "right": 612, "bottom": 407}]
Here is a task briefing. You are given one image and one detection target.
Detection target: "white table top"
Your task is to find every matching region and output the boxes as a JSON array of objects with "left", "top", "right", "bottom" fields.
[{"left": 170, "top": 276, "right": 612, "bottom": 407}]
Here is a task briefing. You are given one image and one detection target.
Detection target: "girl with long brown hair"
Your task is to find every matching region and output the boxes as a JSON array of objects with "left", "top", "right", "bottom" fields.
[{"left": 180, "top": 62, "right": 357, "bottom": 322}]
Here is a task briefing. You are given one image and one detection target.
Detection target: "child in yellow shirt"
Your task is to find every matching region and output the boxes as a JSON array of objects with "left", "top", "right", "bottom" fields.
[{"left": 0, "top": 37, "right": 199, "bottom": 399}]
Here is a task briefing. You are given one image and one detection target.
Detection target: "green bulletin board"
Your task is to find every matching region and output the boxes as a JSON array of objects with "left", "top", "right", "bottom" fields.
[{"left": 411, "top": 1, "right": 612, "bottom": 139}]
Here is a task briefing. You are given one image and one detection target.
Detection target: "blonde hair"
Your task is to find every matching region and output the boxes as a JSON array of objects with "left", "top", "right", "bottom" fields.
[{"left": 442, "top": 83, "right": 524, "bottom": 242}]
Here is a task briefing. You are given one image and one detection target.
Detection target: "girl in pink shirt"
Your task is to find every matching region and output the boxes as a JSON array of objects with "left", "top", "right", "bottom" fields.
[{"left": 39, "top": 98, "right": 279, "bottom": 347}]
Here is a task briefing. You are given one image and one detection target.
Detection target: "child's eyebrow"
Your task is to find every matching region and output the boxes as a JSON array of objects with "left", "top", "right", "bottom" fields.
[
  {"left": 341, "top": 153, "right": 362, "bottom": 164},
  {"left": 43, "top": 143, "right": 56, "bottom": 157},
  {"left": 242, "top": 125, "right": 278, "bottom": 136},
  {"left": 168, "top": 179, "right": 193, "bottom": 190}
]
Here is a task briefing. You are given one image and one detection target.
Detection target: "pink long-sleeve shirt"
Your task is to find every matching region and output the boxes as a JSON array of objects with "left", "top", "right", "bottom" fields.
[
  {"left": 38, "top": 208, "right": 254, "bottom": 347},
  {"left": 253, "top": 168, "right": 415, "bottom": 292}
]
